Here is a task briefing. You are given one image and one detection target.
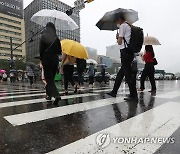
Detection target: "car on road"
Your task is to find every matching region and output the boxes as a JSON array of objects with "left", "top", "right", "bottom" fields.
[
  {"left": 164, "top": 73, "right": 175, "bottom": 80},
  {"left": 84, "top": 73, "right": 89, "bottom": 82},
  {"left": 94, "top": 72, "right": 110, "bottom": 83},
  {"left": 110, "top": 74, "right": 117, "bottom": 81},
  {"left": 154, "top": 73, "right": 164, "bottom": 80}
]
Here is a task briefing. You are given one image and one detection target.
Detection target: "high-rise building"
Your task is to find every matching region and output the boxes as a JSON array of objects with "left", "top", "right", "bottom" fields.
[
  {"left": 86, "top": 47, "right": 98, "bottom": 61},
  {"left": 0, "top": 0, "right": 25, "bottom": 60},
  {"left": 24, "top": 0, "right": 80, "bottom": 60},
  {"left": 106, "top": 44, "right": 120, "bottom": 61},
  {"left": 106, "top": 44, "right": 145, "bottom": 69}
]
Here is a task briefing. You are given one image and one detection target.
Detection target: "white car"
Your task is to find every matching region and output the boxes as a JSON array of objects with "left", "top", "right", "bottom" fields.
[
  {"left": 164, "top": 74, "right": 174, "bottom": 80},
  {"left": 154, "top": 73, "right": 164, "bottom": 80},
  {"left": 110, "top": 74, "right": 117, "bottom": 81}
]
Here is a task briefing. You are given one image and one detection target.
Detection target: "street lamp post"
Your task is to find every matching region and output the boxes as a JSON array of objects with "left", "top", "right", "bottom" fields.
[{"left": 9, "top": 37, "right": 14, "bottom": 69}]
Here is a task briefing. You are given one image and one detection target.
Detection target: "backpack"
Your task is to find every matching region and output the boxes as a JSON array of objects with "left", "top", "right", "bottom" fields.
[
  {"left": 76, "top": 58, "right": 87, "bottom": 72},
  {"left": 124, "top": 23, "right": 144, "bottom": 53}
]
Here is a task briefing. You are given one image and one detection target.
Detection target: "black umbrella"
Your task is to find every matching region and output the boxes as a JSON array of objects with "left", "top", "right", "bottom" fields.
[
  {"left": 9, "top": 69, "right": 16, "bottom": 73},
  {"left": 96, "top": 8, "right": 138, "bottom": 31},
  {"left": 26, "top": 62, "right": 38, "bottom": 69}
]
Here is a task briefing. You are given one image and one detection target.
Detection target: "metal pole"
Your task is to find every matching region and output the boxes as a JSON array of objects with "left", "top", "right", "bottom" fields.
[
  {"left": 9, "top": 37, "right": 14, "bottom": 69},
  {"left": 10, "top": 37, "right": 13, "bottom": 61}
]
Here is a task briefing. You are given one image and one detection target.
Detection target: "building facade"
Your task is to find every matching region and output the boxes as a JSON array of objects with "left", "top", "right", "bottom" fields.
[
  {"left": 106, "top": 44, "right": 145, "bottom": 69},
  {"left": 86, "top": 47, "right": 98, "bottom": 61},
  {"left": 0, "top": 0, "right": 25, "bottom": 60},
  {"left": 24, "top": 0, "right": 80, "bottom": 60},
  {"left": 106, "top": 45, "right": 120, "bottom": 61}
]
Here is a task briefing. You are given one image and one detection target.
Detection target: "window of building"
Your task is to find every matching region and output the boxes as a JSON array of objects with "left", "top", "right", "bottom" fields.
[
  {"left": 0, "top": 47, "right": 22, "bottom": 52},
  {"left": 0, "top": 17, "right": 21, "bottom": 25},
  {"left": 0, "top": 23, "right": 21, "bottom": 30},
  {"left": 0, "top": 29, "right": 21, "bottom": 36},
  {"left": 0, "top": 35, "right": 22, "bottom": 41}
]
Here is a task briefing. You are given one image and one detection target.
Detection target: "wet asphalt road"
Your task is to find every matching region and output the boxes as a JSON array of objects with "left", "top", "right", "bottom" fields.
[{"left": 0, "top": 80, "right": 180, "bottom": 154}]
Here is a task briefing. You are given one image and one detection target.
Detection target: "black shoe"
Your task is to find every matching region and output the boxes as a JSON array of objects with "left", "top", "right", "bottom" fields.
[
  {"left": 151, "top": 90, "right": 156, "bottom": 96},
  {"left": 107, "top": 92, "right": 116, "bottom": 98},
  {"left": 124, "top": 96, "right": 138, "bottom": 101},
  {"left": 53, "top": 97, "right": 61, "bottom": 105},
  {"left": 46, "top": 96, "right": 52, "bottom": 101}
]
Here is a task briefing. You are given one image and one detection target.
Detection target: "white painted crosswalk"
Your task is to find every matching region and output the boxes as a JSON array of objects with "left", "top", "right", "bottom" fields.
[
  {"left": 1, "top": 85, "right": 180, "bottom": 154},
  {"left": 4, "top": 96, "right": 124, "bottom": 126},
  {"left": 0, "top": 93, "right": 99, "bottom": 108},
  {"left": 46, "top": 101, "right": 180, "bottom": 154},
  {"left": 0, "top": 90, "right": 44, "bottom": 96}
]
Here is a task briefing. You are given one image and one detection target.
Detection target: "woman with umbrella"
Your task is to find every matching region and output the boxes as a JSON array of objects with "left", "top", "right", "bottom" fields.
[
  {"left": 60, "top": 39, "right": 88, "bottom": 94},
  {"left": 138, "top": 45, "right": 156, "bottom": 94},
  {"left": 39, "top": 22, "right": 61, "bottom": 104}
]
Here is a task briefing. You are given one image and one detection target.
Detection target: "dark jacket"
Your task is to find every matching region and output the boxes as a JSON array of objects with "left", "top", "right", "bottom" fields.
[{"left": 39, "top": 30, "right": 62, "bottom": 61}]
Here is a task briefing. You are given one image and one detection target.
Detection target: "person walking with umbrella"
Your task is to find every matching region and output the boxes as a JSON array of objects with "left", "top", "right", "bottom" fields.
[
  {"left": 101, "top": 65, "right": 106, "bottom": 84},
  {"left": 60, "top": 39, "right": 88, "bottom": 93},
  {"left": 107, "top": 14, "right": 138, "bottom": 101},
  {"left": 138, "top": 45, "right": 156, "bottom": 94},
  {"left": 26, "top": 66, "right": 35, "bottom": 87},
  {"left": 39, "top": 22, "right": 61, "bottom": 104},
  {"left": 60, "top": 53, "right": 77, "bottom": 95},
  {"left": 88, "top": 63, "right": 95, "bottom": 87}
]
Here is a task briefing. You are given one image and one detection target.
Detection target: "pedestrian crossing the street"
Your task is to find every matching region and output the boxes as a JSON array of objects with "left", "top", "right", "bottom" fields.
[{"left": 0, "top": 82, "right": 180, "bottom": 154}]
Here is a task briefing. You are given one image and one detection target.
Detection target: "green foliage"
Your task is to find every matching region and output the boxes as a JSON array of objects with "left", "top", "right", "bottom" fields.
[{"left": 0, "top": 59, "right": 26, "bottom": 72}]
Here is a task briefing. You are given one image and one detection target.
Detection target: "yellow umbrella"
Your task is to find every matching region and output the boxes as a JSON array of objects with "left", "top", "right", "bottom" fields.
[{"left": 61, "top": 39, "right": 88, "bottom": 59}]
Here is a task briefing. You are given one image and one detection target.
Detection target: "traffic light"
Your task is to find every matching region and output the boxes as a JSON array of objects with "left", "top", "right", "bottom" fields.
[{"left": 87, "top": 0, "right": 94, "bottom": 3}]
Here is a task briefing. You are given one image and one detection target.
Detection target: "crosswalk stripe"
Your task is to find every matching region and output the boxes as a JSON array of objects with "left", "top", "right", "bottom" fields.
[
  {"left": 0, "top": 88, "right": 112, "bottom": 100},
  {"left": 0, "top": 89, "right": 40, "bottom": 92},
  {"left": 155, "top": 91, "right": 180, "bottom": 99},
  {"left": 0, "top": 93, "right": 99, "bottom": 108},
  {"left": 91, "top": 89, "right": 113, "bottom": 93},
  {"left": 0, "top": 93, "right": 46, "bottom": 100},
  {"left": 46, "top": 101, "right": 180, "bottom": 154},
  {"left": 4, "top": 96, "right": 124, "bottom": 126},
  {"left": 0, "top": 90, "right": 44, "bottom": 96}
]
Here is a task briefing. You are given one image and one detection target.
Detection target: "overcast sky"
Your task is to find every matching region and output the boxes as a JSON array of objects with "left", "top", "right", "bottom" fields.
[{"left": 24, "top": 0, "right": 180, "bottom": 73}]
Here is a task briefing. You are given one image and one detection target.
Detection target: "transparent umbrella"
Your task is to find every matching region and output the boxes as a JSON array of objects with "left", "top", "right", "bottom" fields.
[
  {"left": 144, "top": 35, "right": 161, "bottom": 45},
  {"left": 86, "top": 59, "right": 98, "bottom": 65},
  {"left": 31, "top": 9, "right": 79, "bottom": 31}
]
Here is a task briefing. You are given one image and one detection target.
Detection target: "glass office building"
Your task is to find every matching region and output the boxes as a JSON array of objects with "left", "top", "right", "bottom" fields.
[{"left": 24, "top": 0, "right": 80, "bottom": 60}]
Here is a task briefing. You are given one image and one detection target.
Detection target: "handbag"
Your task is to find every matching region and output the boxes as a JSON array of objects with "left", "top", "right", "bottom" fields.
[{"left": 153, "top": 58, "right": 158, "bottom": 65}]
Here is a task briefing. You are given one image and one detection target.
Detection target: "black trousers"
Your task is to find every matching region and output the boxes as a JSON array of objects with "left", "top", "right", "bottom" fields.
[
  {"left": 77, "top": 71, "right": 84, "bottom": 85},
  {"left": 89, "top": 76, "right": 94, "bottom": 84},
  {"left": 42, "top": 59, "right": 59, "bottom": 98},
  {"left": 132, "top": 71, "right": 137, "bottom": 87},
  {"left": 140, "top": 63, "right": 156, "bottom": 91},
  {"left": 28, "top": 76, "right": 34, "bottom": 85},
  {"left": 63, "top": 65, "right": 75, "bottom": 91},
  {"left": 112, "top": 49, "right": 137, "bottom": 97}
]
